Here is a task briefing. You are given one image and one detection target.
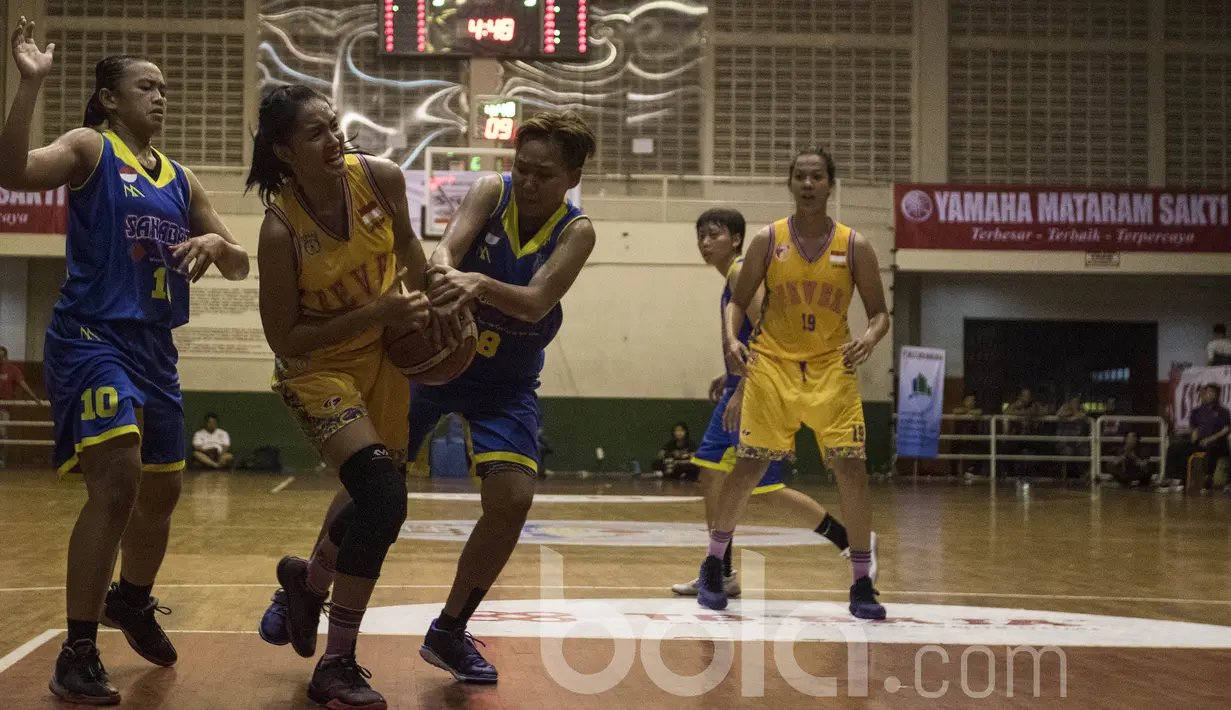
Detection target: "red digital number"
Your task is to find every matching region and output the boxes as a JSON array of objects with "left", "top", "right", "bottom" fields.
[
  {"left": 467, "top": 16, "right": 516, "bottom": 42},
  {"left": 484, "top": 117, "right": 515, "bottom": 141}
]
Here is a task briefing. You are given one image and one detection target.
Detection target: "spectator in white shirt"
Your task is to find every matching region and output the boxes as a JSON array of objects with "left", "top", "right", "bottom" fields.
[
  {"left": 192, "top": 413, "right": 233, "bottom": 469},
  {"left": 1209, "top": 324, "right": 1231, "bottom": 366}
]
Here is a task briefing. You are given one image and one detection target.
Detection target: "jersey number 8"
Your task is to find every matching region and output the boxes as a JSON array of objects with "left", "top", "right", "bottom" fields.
[{"left": 477, "top": 330, "right": 501, "bottom": 358}]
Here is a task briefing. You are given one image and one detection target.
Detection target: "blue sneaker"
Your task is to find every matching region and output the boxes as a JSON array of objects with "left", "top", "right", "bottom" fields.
[
  {"left": 849, "top": 576, "right": 886, "bottom": 620},
  {"left": 258, "top": 589, "right": 289, "bottom": 646},
  {"left": 419, "top": 620, "right": 498, "bottom": 684},
  {"left": 696, "top": 555, "right": 727, "bottom": 611}
]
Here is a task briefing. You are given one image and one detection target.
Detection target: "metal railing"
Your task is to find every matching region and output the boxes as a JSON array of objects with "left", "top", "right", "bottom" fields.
[
  {"left": 897, "top": 414, "right": 1170, "bottom": 490},
  {"left": 0, "top": 399, "right": 54, "bottom": 448}
]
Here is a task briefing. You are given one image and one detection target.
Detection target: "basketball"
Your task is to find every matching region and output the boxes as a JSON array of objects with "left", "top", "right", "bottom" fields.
[{"left": 383, "top": 305, "right": 478, "bottom": 385}]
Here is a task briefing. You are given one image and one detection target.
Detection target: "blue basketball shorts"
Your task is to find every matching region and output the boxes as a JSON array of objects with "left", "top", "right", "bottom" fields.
[
  {"left": 409, "top": 379, "right": 540, "bottom": 478},
  {"left": 43, "top": 313, "right": 185, "bottom": 479},
  {"left": 691, "top": 386, "right": 787, "bottom": 494}
]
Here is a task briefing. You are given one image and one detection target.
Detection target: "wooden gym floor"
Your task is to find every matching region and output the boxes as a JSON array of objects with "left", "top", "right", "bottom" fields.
[{"left": 1, "top": 468, "right": 1229, "bottom": 708}]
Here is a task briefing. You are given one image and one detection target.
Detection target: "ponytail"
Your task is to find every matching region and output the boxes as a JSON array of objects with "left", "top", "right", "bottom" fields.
[
  {"left": 82, "top": 91, "right": 107, "bottom": 128},
  {"left": 245, "top": 126, "right": 293, "bottom": 206}
]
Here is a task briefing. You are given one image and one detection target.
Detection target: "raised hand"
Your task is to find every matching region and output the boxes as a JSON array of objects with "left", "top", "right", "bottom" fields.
[{"left": 11, "top": 17, "right": 54, "bottom": 81}]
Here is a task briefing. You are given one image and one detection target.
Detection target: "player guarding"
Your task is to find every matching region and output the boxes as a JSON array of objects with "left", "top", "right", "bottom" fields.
[
  {"left": 1, "top": 19, "right": 250, "bottom": 704},
  {"left": 671, "top": 208, "right": 868, "bottom": 597},
  {"left": 412, "top": 110, "right": 597, "bottom": 684},
  {"left": 696, "top": 149, "right": 890, "bottom": 620},
  {"left": 246, "top": 84, "right": 430, "bottom": 709}
]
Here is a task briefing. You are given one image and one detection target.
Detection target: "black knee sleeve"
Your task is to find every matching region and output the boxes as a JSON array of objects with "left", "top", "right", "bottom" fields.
[
  {"left": 334, "top": 444, "right": 408, "bottom": 579},
  {"left": 327, "top": 501, "right": 358, "bottom": 547}
]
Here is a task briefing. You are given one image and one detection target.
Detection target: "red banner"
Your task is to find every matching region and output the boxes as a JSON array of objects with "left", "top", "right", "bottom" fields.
[
  {"left": 894, "top": 184, "right": 1231, "bottom": 252},
  {"left": 0, "top": 186, "right": 67, "bottom": 234}
]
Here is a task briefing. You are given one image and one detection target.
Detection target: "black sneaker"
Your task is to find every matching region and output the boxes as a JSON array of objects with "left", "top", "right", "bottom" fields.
[
  {"left": 696, "top": 555, "right": 728, "bottom": 611},
  {"left": 100, "top": 583, "right": 177, "bottom": 666},
  {"left": 849, "top": 576, "right": 886, "bottom": 620},
  {"left": 48, "top": 639, "right": 120, "bottom": 706},
  {"left": 419, "top": 620, "right": 497, "bottom": 684},
  {"left": 306, "top": 654, "right": 386, "bottom": 710},
  {"left": 276, "top": 556, "right": 326, "bottom": 658}
]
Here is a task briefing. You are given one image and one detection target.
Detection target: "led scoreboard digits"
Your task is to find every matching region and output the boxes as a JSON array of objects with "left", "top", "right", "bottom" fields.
[
  {"left": 382, "top": 0, "right": 589, "bottom": 59},
  {"left": 474, "top": 97, "right": 521, "bottom": 141}
]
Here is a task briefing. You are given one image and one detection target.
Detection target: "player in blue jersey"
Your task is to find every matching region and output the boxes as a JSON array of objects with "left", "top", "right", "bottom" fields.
[
  {"left": 0, "top": 20, "right": 249, "bottom": 705},
  {"left": 412, "top": 110, "right": 596, "bottom": 684},
  {"left": 669, "top": 208, "right": 870, "bottom": 597}
]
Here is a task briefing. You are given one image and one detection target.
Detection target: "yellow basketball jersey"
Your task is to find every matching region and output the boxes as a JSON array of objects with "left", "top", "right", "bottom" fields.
[
  {"left": 268, "top": 153, "right": 398, "bottom": 358},
  {"left": 750, "top": 216, "right": 855, "bottom": 361}
]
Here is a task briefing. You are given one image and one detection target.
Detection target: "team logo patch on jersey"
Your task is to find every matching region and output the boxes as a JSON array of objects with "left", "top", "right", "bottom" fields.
[
  {"left": 359, "top": 201, "right": 385, "bottom": 230},
  {"left": 302, "top": 232, "right": 321, "bottom": 256},
  {"left": 775, "top": 243, "right": 792, "bottom": 261},
  {"left": 119, "top": 165, "right": 139, "bottom": 183}
]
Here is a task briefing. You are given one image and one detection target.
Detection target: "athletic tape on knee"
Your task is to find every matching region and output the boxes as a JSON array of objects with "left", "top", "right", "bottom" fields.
[{"left": 335, "top": 444, "right": 408, "bottom": 579}]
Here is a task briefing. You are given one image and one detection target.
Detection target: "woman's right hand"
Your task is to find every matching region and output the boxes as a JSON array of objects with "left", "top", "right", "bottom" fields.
[
  {"left": 377, "top": 268, "right": 430, "bottom": 331},
  {"left": 11, "top": 17, "right": 54, "bottom": 81}
]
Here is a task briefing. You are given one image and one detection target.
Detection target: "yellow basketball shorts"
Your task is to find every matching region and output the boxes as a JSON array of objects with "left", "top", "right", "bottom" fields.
[
  {"left": 273, "top": 344, "right": 409, "bottom": 464},
  {"left": 737, "top": 351, "right": 866, "bottom": 463}
]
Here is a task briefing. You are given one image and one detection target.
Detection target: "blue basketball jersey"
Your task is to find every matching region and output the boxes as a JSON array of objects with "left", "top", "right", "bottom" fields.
[
  {"left": 457, "top": 174, "right": 587, "bottom": 387},
  {"left": 54, "top": 130, "right": 193, "bottom": 330},
  {"left": 722, "top": 257, "right": 755, "bottom": 388}
]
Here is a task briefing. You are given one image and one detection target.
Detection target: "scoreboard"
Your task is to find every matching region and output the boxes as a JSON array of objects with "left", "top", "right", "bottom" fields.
[{"left": 382, "top": 0, "right": 590, "bottom": 59}]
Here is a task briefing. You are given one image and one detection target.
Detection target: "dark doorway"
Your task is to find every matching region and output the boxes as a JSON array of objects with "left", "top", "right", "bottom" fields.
[{"left": 964, "top": 319, "right": 1157, "bottom": 414}]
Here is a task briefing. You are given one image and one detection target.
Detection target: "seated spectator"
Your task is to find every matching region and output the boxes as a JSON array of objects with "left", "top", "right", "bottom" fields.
[
  {"left": 1164, "top": 384, "right": 1230, "bottom": 491},
  {"left": 1209, "top": 324, "right": 1231, "bottom": 366},
  {"left": 0, "top": 346, "right": 40, "bottom": 470},
  {"left": 1055, "top": 396, "right": 1090, "bottom": 479},
  {"left": 950, "top": 395, "right": 985, "bottom": 476},
  {"left": 1099, "top": 396, "right": 1124, "bottom": 440},
  {"left": 1004, "top": 388, "right": 1047, "bottom": 476},
  {"left": 652, "top": 422, "right": 699, "bottom": 481},
  {"left": 192, "top": 413, "right": 234, "bottom": 470},
  {"left": 1108, "top": 431, "right": 1152, "bottom": 488}
]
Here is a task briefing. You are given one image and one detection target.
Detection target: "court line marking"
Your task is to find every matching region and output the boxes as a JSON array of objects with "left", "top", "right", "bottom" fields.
[
  {"left": 0, "top": 629, "right": 60, "bottom": 676},
  {"left": 270, "top": 476, "right": 295, "bottom": 493},
  {"left": 0, "top": 583, "right": 1228, "bottom": 606}
]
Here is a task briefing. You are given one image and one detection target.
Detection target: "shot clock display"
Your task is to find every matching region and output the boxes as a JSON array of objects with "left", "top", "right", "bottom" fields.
[
  {"left": 382, "top": 0, "right": 589, "bottom": 59},
  {"left": 474, "top": 96, "right": 521, "bottom": 141}
]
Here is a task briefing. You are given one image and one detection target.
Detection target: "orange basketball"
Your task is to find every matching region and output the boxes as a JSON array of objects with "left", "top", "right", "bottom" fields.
[{"left": 383, "top": 307, "right": 478, "bottom": 385}]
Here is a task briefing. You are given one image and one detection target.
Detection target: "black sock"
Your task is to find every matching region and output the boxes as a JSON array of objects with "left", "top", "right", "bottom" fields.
[
  {"left": 722, "top": 537, "right": 734, "bottom": 577},
  {"left": 118, "top": 577, "right": 153, "bottom": 607},
  {"left": 815, "top": 513, "right": 849, "bottom": 551},
  {"left": 458, "top": 587, "right": 488, "bottom": 627},
  {"left": 67, "top": 619, "right": 98, "bottom": 645},
  {"left": 435, "top": 613, "right": 462, "bottom": 632}
]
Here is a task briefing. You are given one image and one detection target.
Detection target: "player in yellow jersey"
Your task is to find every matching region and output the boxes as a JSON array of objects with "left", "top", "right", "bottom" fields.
[
  {"left": 695, "top": 148, "right": 890, "bottom": 620},
  {"left": 245, "top": 84, "right": 431, "bottom": 710}
]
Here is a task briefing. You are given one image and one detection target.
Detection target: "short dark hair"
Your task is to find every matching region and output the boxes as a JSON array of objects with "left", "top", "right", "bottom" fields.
[
  {"left": 1205, "top": 383, "right": 1222, "bottom": 398},
  {"left": 787, "top": 147, "right": 836, "bottom": 183},
  {"left": 695, "top": 208, "right": 747, "bottom": 253},
  {"left": 205, "top": 412, "right": 219, "bottom": 422},
  {"left": 1216, "top": 323, "right": 1227, "bottom": 336},
  {"left": 515, "top": 110, "right": 597, "bottom": 172}
]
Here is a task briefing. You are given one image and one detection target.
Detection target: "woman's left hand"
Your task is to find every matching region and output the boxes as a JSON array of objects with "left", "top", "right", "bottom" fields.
[
  {"left": 427, "top": 264, "right": 485, "bottom": 315},
  {"left": 172, "top": 233, "right": 229, "bottom": 282}
]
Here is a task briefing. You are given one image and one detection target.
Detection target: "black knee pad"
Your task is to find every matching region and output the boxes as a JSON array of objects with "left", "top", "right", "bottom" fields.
[
  {"left": 327, "top": 501, "right": 358, "bottom": 547},
  {"left": 334, "top": 444, "right": 408, "bottom": 579}
]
